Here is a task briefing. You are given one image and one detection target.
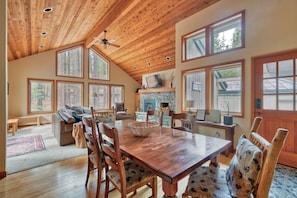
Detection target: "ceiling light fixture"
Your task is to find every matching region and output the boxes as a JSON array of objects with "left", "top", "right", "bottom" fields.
[
  {"left": 43, "top": 7, "right": 53, "bottom": 13},
  {"left": 165, "top": 56, "right": 171, "bottom": 61}
]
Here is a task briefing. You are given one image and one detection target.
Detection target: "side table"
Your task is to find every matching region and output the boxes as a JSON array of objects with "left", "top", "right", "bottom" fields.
[{"left": 7, "top": 119, "right": 19, "bottom": 136}]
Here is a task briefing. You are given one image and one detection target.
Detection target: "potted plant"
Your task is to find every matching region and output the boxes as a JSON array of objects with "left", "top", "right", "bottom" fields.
[{"left": 222, "top": 99, "right": 233, "bottom": 125}]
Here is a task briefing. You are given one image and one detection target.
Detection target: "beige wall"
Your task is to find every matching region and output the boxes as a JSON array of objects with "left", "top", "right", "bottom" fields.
[
  {"left": 0, "top": 0, "right": 7, "bottom": 175},
  {"left": 175, "top": 0, "right": 297, "bottom": 143},
  {"left": 8, "top": 44, "right": 140, "bottom": 122}
]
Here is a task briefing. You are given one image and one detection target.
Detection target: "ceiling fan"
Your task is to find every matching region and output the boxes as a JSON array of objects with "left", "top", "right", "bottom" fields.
[{"left": 94, "top": 30, "right": 120, "bottom": 49}]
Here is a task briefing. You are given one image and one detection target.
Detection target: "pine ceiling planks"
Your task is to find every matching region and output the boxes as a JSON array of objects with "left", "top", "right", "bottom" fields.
[{"left": 7, "top": 0, "right": 220, "bottom": 84}]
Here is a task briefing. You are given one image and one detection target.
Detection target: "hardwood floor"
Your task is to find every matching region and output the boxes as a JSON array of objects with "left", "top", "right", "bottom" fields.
[{"left": 0, "top": 155, "right": 231, "bottom": 198}]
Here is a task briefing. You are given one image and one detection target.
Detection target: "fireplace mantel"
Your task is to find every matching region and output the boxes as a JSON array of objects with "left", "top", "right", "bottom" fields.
[{"left": 138, "top": 87, "right": 175, "bottom": 94}]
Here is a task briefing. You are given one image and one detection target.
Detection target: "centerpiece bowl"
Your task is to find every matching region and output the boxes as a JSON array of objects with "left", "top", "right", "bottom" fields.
[{"left": 127, "top": 121, "right": 160, "bottom": 137}]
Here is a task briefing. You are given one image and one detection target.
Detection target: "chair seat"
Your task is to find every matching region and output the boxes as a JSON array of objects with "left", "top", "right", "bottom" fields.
[
  {"left": 107, "top": 159, "right": 155, "bottom": 190},
  {"left": 185, "top": 166, "right": 232, "bottom": 198}
]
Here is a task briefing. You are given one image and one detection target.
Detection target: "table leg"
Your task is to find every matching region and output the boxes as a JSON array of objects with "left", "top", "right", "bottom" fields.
[
  {"left": 224, "top": 128, "right": 234, "bottom": 155},
  {"left": 162, "top": 179, "right": 177, "bottom": 198}
]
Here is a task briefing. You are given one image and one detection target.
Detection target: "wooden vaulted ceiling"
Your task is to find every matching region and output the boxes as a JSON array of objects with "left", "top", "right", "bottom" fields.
[{"left": 8, "top": 0, "right": 219, "bottom": 83}]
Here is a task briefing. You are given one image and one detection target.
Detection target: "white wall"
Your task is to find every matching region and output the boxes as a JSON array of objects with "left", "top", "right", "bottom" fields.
[{"left": 175, "top": 0, "right": 297, "bottom": 143}]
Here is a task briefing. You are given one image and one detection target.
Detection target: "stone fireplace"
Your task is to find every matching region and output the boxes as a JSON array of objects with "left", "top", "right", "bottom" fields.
[{"left": 138, "top": 88, "right": 175, "bottom": 112}]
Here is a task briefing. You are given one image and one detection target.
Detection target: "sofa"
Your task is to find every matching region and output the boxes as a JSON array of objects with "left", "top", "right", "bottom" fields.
[{"left": 52, "top": 106, "right": 91, "bottom": 146}]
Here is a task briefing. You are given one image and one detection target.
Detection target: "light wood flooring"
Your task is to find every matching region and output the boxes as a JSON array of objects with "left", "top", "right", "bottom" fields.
[{"left": 0, "top": 154, "right": 231, "bottom": 198}]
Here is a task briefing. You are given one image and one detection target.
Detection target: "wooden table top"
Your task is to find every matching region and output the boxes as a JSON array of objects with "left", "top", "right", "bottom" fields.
[{"left": 104, "top": 119, "right": 231, "bottom": 184}]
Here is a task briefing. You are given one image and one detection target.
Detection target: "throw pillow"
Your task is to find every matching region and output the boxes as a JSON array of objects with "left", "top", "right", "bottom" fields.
[
  {"left": 226, "top": 135, "right": 263, "bottom": 197},
  {"left": 58, "top": 108, "right": 76, "bottom": 124},
  {"left": 72, "top": 105, "right": 84, "bottom": 114}
]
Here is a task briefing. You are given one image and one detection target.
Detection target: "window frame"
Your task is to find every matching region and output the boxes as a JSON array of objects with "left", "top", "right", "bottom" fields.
[
  {"left": 88, "top": 48, "right": 110, "bottom": 80},
  {"left": 88, "top": 83, "right": 125, "bottom": 110},
  {"left": 28, "top": 78, "right": 54, "bottom": 114},
  {"left": 56, "top": 45, "right": 84, "bottom": 78},
  {"left": 182, "top": 60, "right": 245, "bottom": 117},
  {"left": 56, "top": 80, "right": 84, "bottom": 110},
  {"left": 182, "top": 10, "right": 245, "bottom": 62}
]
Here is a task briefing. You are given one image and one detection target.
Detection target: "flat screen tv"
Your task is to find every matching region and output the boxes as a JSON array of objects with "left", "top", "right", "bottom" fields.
[{"left": 146, "top": 74, "right": 162, "bottom": 88}]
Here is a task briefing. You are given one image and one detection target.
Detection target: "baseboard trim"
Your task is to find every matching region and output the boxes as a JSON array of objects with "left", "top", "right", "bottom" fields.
[{"left": 0, "top": 171, "right": 7, "bottom": 179}]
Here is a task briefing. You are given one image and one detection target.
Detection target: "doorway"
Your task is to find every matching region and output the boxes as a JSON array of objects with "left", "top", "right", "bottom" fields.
[{"left": 252, "top": 49, "right": 297, "bottom": 168}]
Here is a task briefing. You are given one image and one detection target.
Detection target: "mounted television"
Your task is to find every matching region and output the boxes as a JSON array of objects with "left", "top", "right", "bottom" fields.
[{"left": 146, "top": 74, "right": 163, "bottom": 88}]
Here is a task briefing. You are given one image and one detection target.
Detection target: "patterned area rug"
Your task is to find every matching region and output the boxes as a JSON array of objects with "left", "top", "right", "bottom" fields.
[
  {"left": 7, "top": 135, "right": 46, "bottom": 158},
  {"left": 269, "top": 164, "right": 297, "bottom": 198}
]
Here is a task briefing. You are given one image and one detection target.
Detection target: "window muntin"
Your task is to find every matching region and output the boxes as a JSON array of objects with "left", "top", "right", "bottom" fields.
[
  {"left": 182, "top": 10, "right": 245, "bottom": 62},
  {"left": 212, "top": 62, "right": 242, "bottom": 114},
  {"left": 28, "top": 79, "right": 54, "bottom": 114},
  {"left": 262, "top": 58, "right": 297, "bottom": 111},
  {"left": 89, "top": 48, "right": 109, "bottom": 80},
  {"left": 183, "top": 70, "right": 206, "bottom": 111},
  {"left": 57, "top": 81, "right": 83, "bottom": 110},
  {"left": 56, "top": 46, "right": 83, "bottom": 78}
]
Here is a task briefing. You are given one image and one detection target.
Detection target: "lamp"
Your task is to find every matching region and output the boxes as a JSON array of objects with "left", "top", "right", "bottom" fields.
[{"left": 186, "top": 100, "right": 194, "bottom": 114}]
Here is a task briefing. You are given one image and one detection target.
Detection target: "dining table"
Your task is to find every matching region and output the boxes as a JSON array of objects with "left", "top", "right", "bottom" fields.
[{"left": 104, "top": 119, "right": 231, "bottom": 198}]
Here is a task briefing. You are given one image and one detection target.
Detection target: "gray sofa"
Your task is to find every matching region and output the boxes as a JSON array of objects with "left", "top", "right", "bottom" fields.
[{"left": 52, "top": 106, "right": 91, "bottom": 146}]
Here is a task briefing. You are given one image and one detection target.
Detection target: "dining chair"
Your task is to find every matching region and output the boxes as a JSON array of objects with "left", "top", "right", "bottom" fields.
[
  {"left": 146, "top": 110, "right": 163, "bottom": 124},
  {"left": 182, "top": 127, "right": 288, "bottom": 198},
  {"left": 81, "top": 107, "right": 105, "bottom": 198},
  {"left": 171, "top": 112, "right": 195, "bottom": 132},
  {"left": 98, "top": 123, "right": 158, "bottom": 198},
  {"left": 249, "top": 116, "right": 263, "bottom": 133}
]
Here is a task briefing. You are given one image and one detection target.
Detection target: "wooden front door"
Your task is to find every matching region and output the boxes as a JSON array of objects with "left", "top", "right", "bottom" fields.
[{"left": 252, "top": 49, "right": 297, "bottom": 168}]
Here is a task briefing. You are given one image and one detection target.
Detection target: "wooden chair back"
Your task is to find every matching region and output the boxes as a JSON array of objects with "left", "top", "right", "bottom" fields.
[
  {"left": 249, "top": 116, "right": 263, "bottom": 133},
  {"left": 171, "top": 112, "right": 195, "bottom": 132},
  {"left": 99, "top": 123, "right": 157, "bottom": 197},
  {"left": 249, "top": 128, "right": 288, "bottom": 197},
  {"left": 81, "top": 109, "right": 104, "bottom": 198}
]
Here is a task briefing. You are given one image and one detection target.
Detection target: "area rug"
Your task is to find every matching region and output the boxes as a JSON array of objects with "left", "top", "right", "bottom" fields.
[
  {"left": 7, "top": 135, "right": 46, "bottom": 158},
  {"left": 6, "top": 124, "right": 87, "bottom": 174}
]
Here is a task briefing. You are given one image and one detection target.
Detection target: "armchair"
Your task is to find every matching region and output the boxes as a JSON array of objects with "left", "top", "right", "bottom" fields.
[{"left": 113, "top": 102, "right": 127, "bottom": 115}]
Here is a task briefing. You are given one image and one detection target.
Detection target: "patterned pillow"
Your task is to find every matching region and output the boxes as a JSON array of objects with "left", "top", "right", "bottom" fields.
[{"left": 226, "top": 135, "right": 263, "bottom": 197}]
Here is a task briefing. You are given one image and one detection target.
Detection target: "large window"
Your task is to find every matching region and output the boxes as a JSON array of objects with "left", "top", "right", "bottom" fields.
[
  {"left": 56, "top": 45, "right": 83, "bottom": 78},
  {"left": 57, "top": 81, "right": 83, "bottom": 109},
  {"left": 89, "top": 48, "right": 109, "bottom": 80},
  {"left": 183, "top": 70, "right": 206, "bottom": 111},
  {"left": 212, "top": 62, "right": 243, "bottom": 114},
  {"left": 182, "top": 10, "right": 245, "bottom": 62},
  {"left": 28, "top": 79, "right": 54, "bottom": 114},
  {"left": 183, "top": 60, "right": 244, "bottom": 116},
  {"left": 89, "top": 84, "right": 124, "bottom": 110}
]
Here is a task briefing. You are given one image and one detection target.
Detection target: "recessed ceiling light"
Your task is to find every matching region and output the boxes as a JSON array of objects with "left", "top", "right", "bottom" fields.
[
  {"left": 41, "top": 31, "right": 48, "bottom": 35},
  {"left": 43, "top": 7, "right": 53, "bottom": 13},
  {"left": 165, "top": 56, "right": 171, "bottom": 61}
]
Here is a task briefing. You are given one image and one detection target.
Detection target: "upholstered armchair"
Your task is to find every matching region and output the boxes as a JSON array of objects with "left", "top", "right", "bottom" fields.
[{"left": 113, "top": 102, "right": 127, "bottom": 115}]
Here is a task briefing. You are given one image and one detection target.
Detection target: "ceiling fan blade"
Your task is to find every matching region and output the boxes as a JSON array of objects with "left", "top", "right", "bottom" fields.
[{"left": 108, "top": 43, "right": 120, "bottom": 48}]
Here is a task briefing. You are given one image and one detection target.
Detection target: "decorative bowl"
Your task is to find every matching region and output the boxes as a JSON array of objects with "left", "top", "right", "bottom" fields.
[{"left": 127, "top": 121, "right": 160, "bottom": 137}]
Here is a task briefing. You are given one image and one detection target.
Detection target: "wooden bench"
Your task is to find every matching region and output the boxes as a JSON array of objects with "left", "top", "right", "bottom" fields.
[
  {"left": 7, "top": 119, "right": 19, "bottom": 136},
  {"left": 18, "top": 115, "right": 41, "bottom": 127}
]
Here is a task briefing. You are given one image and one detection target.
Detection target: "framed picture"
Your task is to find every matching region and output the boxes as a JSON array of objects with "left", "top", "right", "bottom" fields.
[
  {"left": 192, "top": 81, "right": 201, "bottom": 91},
  {"left": 196, "top": 109, "right": 206, "bottom": 121},
  {"left": 146, "top": 74, "right": 163, "bottom": 88}
]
